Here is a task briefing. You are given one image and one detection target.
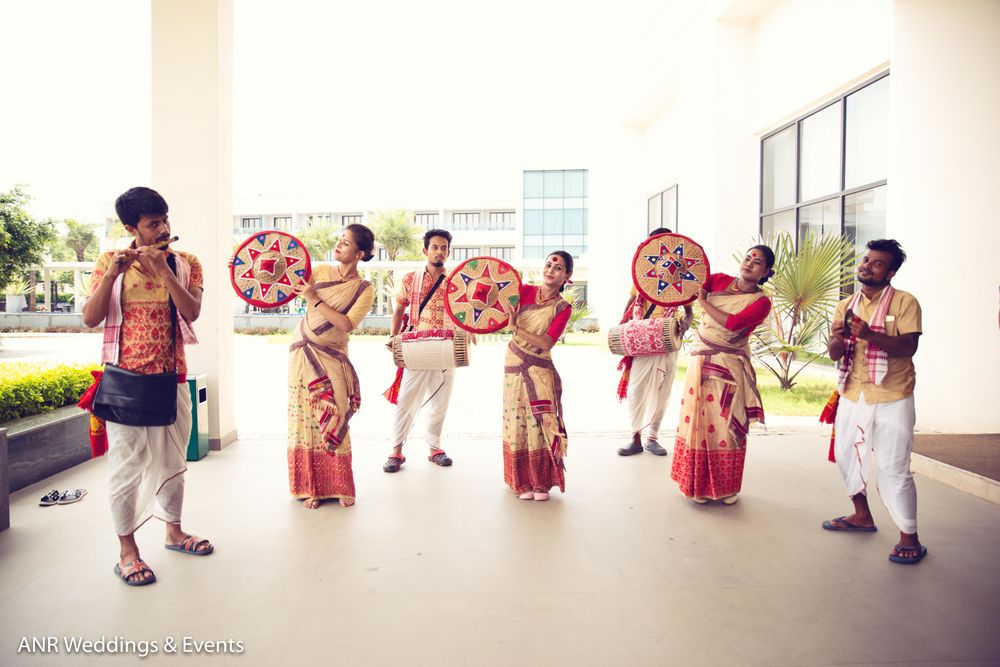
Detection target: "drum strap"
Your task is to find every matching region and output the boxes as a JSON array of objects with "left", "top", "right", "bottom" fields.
[
  {"left": 643, "top": 304, "right": 657, "bottom": 319},
  {"left": 408, "top": 273, "right": 445, "bottom": 332}
]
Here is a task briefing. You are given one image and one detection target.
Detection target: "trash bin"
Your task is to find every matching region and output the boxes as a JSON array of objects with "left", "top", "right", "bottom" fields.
[{"left": 186, "top": 374, "right": 209, "bottom": 461}]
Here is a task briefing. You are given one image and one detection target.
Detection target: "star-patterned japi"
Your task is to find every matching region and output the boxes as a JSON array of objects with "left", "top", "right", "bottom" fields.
[
  {"left": 232, "top": 233, "right": 307, "bottom": 303},
  {"left": 447, "top": 258, "right": 520, "bottom": 331},
  {"left": 642, "top": 239, "right": 704, "bottom": 297}
]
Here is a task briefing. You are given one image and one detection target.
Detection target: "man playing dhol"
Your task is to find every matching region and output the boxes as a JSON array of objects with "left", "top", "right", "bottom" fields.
[
  {"left": 617, "top": 227, "right": 693, "bottom": 457},
  {"left": 382, "top": 229, "right": 457, "bottom": 473},
  {"left": 823, "top": 239, "right": 926, "bottom": 564},
  {"left": 82, "top": 187, "right": 212, "bottom": 586}
]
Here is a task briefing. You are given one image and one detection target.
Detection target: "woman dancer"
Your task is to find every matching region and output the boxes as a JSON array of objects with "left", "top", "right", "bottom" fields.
[
  {"left": 502, "top": 251, "right": 574, "bottom": 501},
  {"left": 288, "top": 224, "right": 376, "bottom": 508},
  {"left": 670, "top": 245, "right": 774, "bottom": 504}
]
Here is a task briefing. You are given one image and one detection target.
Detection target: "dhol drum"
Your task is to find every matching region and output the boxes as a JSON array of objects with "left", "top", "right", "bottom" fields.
[
  {"left": 391, "top": 329, "right": 471, "bottom": 370},
  {"left": 608, "top": 317, "right": 682, "bottom": 357}
]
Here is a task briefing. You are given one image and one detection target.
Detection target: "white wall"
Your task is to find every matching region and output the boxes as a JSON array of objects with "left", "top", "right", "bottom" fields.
[
  {"left": 889, "top": 0, "right": 1000, "bottom": 432},
  {"left": 614, "top": 0, "right": 999, "bottom": 432}
]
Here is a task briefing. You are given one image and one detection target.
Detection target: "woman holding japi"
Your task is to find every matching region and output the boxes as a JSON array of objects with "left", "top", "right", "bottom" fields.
[
  {"left": 670, "top": 245, "right": 775, "bottom": 505},
  {"left": 502, "top": 251, "right": 574, "bottom": 501},
  {"left": 287, "top": 224, "right": 376, "bottom": 509}
]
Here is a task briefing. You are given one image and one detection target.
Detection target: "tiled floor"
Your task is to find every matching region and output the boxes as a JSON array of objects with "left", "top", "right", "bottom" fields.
[{"left": 2, "top": 426, "right": 999, "bottom": 665}]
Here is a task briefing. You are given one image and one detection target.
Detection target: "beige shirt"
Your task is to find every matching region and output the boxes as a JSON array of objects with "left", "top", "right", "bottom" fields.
[{"left": 834, "top": 287, "right": 921, "bottom": 403}]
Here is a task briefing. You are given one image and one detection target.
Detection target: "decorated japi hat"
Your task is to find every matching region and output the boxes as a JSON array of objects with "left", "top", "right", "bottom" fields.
[
  {"left": 631, "top": 232, "right": 710, "bottom": 307},
  {"left": 230, "top": 230, "right": 312, "bottom": 308},
  {"left": 445, "top": 256, "right": 522, "bottom": 333}
]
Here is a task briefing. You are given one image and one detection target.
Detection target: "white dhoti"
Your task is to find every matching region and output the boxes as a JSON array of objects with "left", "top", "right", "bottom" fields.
[
  {"left": 390, "top": 368, "right": 455, "bottom": 451},
  {"left": 833, "top": 392, "right": 917, "bottom": 534},
  {"left": 105, "top": 384, "right": 192, "bottom": 536},
  {"left": 627, "top": 351, "right": 678, "bottom": 442}
]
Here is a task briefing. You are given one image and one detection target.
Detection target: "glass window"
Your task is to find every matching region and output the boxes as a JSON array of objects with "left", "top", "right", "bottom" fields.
[
  {"left": 523, "top": 246, "right": 546, "bottom": 259},
  {"left": 798, "top": 198, "right": 841, "bottom": 247},
  {"left": 451, "top": 247, "right": 478, "bottom": 261},
  {"left": 760, "top": 73, "right": 888, "bottom": 249},
  {"left": 543, "top": 209, "right": 563, "bottom": 234},
  {"left": 761, "top": 210, "right": 795, "bottom": 241},
  {"left": 564, "top": 209, "right": 585, "bottom": 234},
  {"left": 489, "top": 211, "right": 514, "bottom": 230},
  {"left": 523, "top": 210, "right": 544, "bottom": 234},
  {"left": 799, "top": 103, "right": 841, "bottom": 202},
  {"left": 524, "top": 169, "right": 588, "bottom": 261},
  {"left": 543, "top": 171, "right": 564, "bottom": 198},
  {"left": 647, "top": 195, "right": 661, "bottom": 232},
  {"left": 844, "top": 186, "right": 887, "bottom": 254},
  {"left": 647, "top": 185, "right": 678, "bottom": 233},
  {"left": 241, "top": 217, "right": 261, "bottom": 230},
  {"left": 273, "top": 216, "right": 291, "bottom": 231},
  {"left": 662, "top": 187, "right": 677, "bottom": 231},
  {"left": 524, "top": 171, "right": 544, "bottom": 198},
  {"left": 564, "top": 170, "right": 586, "bottom": 197},
  {"left": 845, "top": 75, "right": 889, "bottom": 189},
  {"left": 489, "top": 246, "right": 514, "bottom": 261},
  {"left": 762, "top": 125, "right": 796, "bottom": 212},
  {"left": 415, "top": 212, "right": 439, "bottom": 228}
]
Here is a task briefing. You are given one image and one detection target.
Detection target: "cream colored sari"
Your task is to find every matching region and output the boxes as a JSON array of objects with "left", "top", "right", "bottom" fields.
[
  {"left": 670, "top": 285, "right": 767, "bottom": 499},
  {"left": 287, "top": 265, "right": 374, "bottom": 501},
  {"left": 502, "top": 293, "right": 571, "bottom": 495}
]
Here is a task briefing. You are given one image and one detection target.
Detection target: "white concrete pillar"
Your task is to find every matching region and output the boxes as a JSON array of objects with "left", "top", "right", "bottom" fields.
[
  {"left": 151, "top": 0, "right": 237, "bottom": 449},
  {"left": 889, "top": 0, "right": 1000, "bottom": 432}
]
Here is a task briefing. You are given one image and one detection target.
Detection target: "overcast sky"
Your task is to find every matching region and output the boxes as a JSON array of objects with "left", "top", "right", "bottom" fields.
[{"left": 0, "top": 0, "right": 666, "bottom": 221}]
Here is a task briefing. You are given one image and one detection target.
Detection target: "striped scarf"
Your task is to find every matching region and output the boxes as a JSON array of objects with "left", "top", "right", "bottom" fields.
[{"left": 836, "top": 285, "right": 895, "bottom": 393}]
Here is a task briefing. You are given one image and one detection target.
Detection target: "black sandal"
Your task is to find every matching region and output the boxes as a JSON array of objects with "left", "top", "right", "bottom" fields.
[{"left": 39, "top": 490, "right": 60, "bottom": 506}]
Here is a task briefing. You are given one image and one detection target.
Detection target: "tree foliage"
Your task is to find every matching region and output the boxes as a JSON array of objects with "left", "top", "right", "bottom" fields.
[
  {"left": 371, "top": 209, "right": 420, "bottom": 261},
  {"left": 63, "top": 219, "right": 100, "bottom": 262},
  {"left": 297, "top": 222, "right": 340, "bottom": 259},
  {"left": 747, "top": 232, "right": 857, "bottom": 390},
  {"left": 0, "top": 185, "right": 56, "bottom": 291}
]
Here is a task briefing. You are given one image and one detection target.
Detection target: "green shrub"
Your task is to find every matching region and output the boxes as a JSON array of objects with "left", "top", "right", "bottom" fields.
[{"left": 0, "top": 362, "right": 100, "bottom": 423}]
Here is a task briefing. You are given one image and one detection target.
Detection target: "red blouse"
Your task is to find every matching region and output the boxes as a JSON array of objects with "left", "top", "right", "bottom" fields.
[
  {"left": 705, "top": 273, "right": 771, "bottom": 332},
  {"left": 519, "top": 284, "right": 572, "bottom": 340}
]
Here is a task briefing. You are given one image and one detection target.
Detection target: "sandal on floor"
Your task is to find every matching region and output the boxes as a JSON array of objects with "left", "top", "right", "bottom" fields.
[
  {"left": 165, "top": 534, "right": 214, "bottom": 556},
  {"left": 114, "top": 559, "right": 156, "bottom": 586},
  {"left": 518, "top": 491, "right": 534, "bottom": 500},
  {"left": 39, "top": 490, "right": 61, "bottom": 506},
  {"left": 618, "top": 441, "right": 643, "bottom": 456},
  {"left": 57, "top": 489, "right": 87, "bottom": 504},
  {"left": 428, "top": 451, "right": 452, "bottom": 467},
  {"left": 822, "top": 516, "right": 877, "bottom": 532},
  {"left": 383, "top": 455, "right": 405, "bottom": 473},
  {"left": 889, "top": 544, "right": 927, "bottom": 564},
  {"left": 532, "top": 491, "right": 550, "bottom": 501},
  {"left": 644, "top": 441, "right": 668, "bottom": 456}
]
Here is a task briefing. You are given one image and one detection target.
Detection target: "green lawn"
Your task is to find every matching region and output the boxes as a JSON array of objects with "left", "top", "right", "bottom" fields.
[{"left": 674, "top": 358, "right": 835, "bottom": 417}]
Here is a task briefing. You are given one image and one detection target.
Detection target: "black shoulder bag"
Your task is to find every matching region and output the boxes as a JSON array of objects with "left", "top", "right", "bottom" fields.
[{"left": 92, "top": 256, "right": 180, "bottom": 426}]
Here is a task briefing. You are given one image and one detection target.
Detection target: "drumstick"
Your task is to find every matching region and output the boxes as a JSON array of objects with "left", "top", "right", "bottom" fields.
[{"left": 115, "top": 236, "right": 180, "bottom": 265}]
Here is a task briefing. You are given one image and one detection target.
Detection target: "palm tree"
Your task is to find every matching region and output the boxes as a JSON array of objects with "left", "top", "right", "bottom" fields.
[
  {"left": 749, "top": 232, "right": 857, "bottom": 390},
  {"left": 561, "top": 285, "right": 593, "bottom": 342}
]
